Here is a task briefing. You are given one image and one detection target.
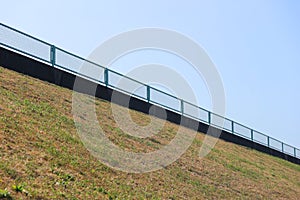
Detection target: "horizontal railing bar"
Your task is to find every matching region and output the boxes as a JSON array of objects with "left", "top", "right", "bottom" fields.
[
  {"left": 107, "top": 69, "right": 148, "bottom": 87},
  {"left": 55, "top": 47, "right": 106, "bottom": 70},
  {"left": 268, "top": 136, "right": 283, "bottom": 144},
  {"left": 56, "top": 47, "right": 148, "bottom": 89},
  {"left": 283, "top": 143, "right": 295, "bottom": 149},
  {"left": 181, "top": 99, "right": 211, "bottom": 114},
  {"left": 0, "top": 23, "right": 52, "bottom": 46},
  {"left": 211, "top": 112, "right": 235, "bottom": 125},
  {"left": 253, "top": 130, "right": 269, "bottom": 138},
  {"left": 150, "top": 86, "right": 181, "bottom": 101},
  {"left": 184, "top": 100, "right": 234, "bottom": 123},
  {"left": 232, "top": 121, "right": 253, "bottom": 132}
]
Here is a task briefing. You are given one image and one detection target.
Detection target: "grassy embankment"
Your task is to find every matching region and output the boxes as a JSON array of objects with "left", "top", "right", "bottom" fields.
[{"left": 0, "top": 66, "right": 299, "bottom": 199}]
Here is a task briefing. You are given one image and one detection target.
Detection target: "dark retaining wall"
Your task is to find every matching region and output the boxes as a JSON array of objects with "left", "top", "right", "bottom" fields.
[{"left": 1, "top": 46, "right": 299, "bottom": 165}]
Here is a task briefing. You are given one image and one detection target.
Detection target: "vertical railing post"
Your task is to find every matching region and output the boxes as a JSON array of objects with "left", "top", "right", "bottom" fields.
[
  {"left": 294, "top": 148, "right": 297, "bottom": 157},
  {"left": 181, "top": 99, "right": 184, "bottom": 114},
  {"left": 104, "top": 68, "right": 109, "bottom": 86},
  {"left": 251, "top": 129, "right": 254, "bottom": 141},
  {"left": 282, "top": 143, "right": 284, "bottom": 153},
  {"left": 208, "top": 111, "right": 211, "bottom": 124},
  {"left": 146, "top": 85, "right": 150, "bottom": 103},
  {"left": 50, "top": 45, "right": 56, "bottom": 67},
  {"left": 267, "top": 136, "right": 270, "bottom": 147},
  {"left": 231, "top": 121, "right": 234, "bottom": 134}
]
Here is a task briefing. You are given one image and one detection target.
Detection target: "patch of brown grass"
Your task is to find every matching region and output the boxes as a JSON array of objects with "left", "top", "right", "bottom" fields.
[{"left": 0, "top": 66, "right": 299, "bottom": 199}]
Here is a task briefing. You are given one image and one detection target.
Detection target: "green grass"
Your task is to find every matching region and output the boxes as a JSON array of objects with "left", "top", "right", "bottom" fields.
[
  {"left": 0, "top": 66, "right": 299, "bottom": 199},
  {"left": 0, "top": 188, "right": 12, "bottom": 199}
]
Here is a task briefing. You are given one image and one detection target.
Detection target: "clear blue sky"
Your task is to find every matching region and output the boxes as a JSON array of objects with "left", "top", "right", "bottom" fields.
[{"left": 1, "top": 0, "right": 300, "bottom": 148}]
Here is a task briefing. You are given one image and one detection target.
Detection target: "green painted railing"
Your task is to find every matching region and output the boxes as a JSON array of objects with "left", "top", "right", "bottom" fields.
[{"left": 0, "top": 22, "right": 299, "bottom": 159}]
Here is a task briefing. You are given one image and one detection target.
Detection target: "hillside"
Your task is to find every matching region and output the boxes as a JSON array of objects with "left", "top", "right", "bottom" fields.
[{"left": 0, "top": 66, "right": 299, "bottom": 199}]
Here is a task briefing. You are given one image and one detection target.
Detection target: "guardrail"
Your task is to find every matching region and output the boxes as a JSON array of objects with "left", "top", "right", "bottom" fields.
[{"left": 1, "top": 22, "right": 299, "bottom": 159}]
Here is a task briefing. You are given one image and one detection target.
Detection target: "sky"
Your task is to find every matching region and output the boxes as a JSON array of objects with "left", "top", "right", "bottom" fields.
[{"left": 1, "top": 0, "right": 300, "bottom": 149}]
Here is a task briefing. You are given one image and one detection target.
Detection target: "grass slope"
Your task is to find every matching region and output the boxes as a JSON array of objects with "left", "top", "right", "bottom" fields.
[{"left": 0, "top": 66, "right": 299, "bottom": 199}]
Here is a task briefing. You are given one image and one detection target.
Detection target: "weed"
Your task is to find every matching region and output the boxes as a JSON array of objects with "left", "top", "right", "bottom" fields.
[
  {"left": 96, "top": 187, "right": 108, "bottom": 195},
  {"left": 0, "top": 189, "right": 12, "bottom": 199},
  {"left": 12, "top": 184, "right": 24, "bottom": 193},
  {"left": 62, "top": 174, "right": 75, "bottom": 182}
]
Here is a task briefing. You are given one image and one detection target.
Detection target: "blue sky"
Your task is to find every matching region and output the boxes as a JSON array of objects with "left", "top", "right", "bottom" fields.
[{"left": 1, "top": 0, "right": 300, "bottom": 148}]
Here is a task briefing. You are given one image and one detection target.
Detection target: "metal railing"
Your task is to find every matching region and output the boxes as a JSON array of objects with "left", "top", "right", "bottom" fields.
[{"left": 0, "top": 22, "right": 299, "bottom": 159}]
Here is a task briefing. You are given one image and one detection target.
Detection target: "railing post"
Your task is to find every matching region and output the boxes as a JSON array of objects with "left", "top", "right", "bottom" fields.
[
  {"left": 267, "top": 136, "right": 270, "bottom": 147},
  {"left": 282, "top": 143, "right": 284, "bottom": 153},
  {"left": 208, "top": 111, "right": 211, "bottom": 124},
  {"left": 146, "top": 85, "right": 150, "bottom": 103},
  {"left": 104, "top": 68, "right": 109, "bottom": 86},
  {"left": 50, "top": 45, "right": 56, "bottom": 67},
  {"left": 250, "top": 129, "right": 254, "bottom": 141},
  {"left": 181, "top": 99, "right": 184, "bottom": 114},
  {"left": 294, "top": 148, "right": 297, "bottom": 157},
  {"left": 231, "top": 121, "right": 234, "bottom": 134}
]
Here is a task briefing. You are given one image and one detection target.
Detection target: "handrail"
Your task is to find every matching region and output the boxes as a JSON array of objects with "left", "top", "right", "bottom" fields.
[
  {"left": 0, "top": 23, "right": 51, "bottom": 46},
  {"left": 0, "top": 22, "right": 299, "bottom": 159},
  {"left": 55, "top": 46, "right": 106, "bottom": 70}
]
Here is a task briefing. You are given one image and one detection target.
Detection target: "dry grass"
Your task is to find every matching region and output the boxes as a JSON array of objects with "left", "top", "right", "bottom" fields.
[{"left": 0, "top": 66, "right": 299, "bottom": 199}]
